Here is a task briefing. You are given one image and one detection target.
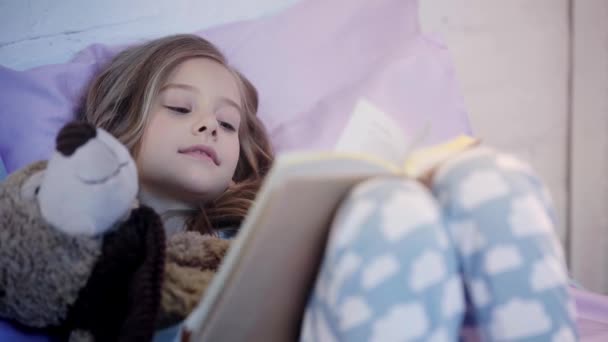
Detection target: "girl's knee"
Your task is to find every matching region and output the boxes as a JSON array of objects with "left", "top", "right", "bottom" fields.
[
  {"left": 430, "top": 147, "right": 548, "bottom": 211},
  {"left": 429, "top": 146, "right": 563, "bottom": 256},
  {"left": 344, "top": 178, "right": 441, "bottom": 228},
  {"left": 328, "top": 177, "right": 444, "bottom": 250}
]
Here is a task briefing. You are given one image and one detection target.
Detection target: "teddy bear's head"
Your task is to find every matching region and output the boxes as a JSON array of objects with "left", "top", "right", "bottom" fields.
[{"left": 28, "top": 121, "right": 138, "bottom": 235}]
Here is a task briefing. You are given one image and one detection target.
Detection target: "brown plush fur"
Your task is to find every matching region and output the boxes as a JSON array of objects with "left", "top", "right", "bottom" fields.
[
  {"left": 158, "top": 232, "right": 231, "bottom": 328},
  {"left": 0, "top": 161, "right": 102, "bottom": 327}
]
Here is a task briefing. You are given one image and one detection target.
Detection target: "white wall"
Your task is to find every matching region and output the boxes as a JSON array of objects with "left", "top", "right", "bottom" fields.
[
  {"left": 422, "top": 0, "right": 570, "bottom": 244},
  {"left": 0, "top": 0, "right": 298, "bottom": 70},
  {"left": 569, "top": 0, "right": 608, "bottom": 294}
]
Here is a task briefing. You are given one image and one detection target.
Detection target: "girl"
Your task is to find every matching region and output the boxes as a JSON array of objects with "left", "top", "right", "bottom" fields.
[
  {"left": 79, "top": 34, "right": 577, "bottom": 340},
  {"left": 79, "top": 34, "right": 273, "bottom": 238}
]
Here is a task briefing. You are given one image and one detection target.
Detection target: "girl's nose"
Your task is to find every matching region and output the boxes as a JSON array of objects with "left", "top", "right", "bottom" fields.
[
  {"left": 192, "top": 114, "right": 218, "bottom": 137},
  {"left": 197, "top": 124, "right": 217, "bottom": 137}
]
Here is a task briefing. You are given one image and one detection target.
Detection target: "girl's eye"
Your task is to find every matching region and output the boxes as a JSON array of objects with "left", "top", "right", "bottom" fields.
[
  {"left": 166, "top": 106, "right": 190, "bottom": 114},
  {"left": 219, "top": 121, "right": 236, "bottom": 131}
]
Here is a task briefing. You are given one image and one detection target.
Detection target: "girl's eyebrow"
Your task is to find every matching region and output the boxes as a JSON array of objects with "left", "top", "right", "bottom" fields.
[
  {"left": 217, "top": 98, "right": 244, "bottom": 116},
  {"left": 161, "top": 83, "right": 199, "bottom": 93}
]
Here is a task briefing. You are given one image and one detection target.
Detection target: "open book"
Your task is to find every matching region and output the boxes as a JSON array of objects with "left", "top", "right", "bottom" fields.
[{"left": 179, "top": 100, "right": 477, "bottom": 341}]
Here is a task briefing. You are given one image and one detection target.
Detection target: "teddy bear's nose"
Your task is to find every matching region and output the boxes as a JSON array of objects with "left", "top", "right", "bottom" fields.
[{"left": 56, "top": 122, "right": 98, "bottom": 157}]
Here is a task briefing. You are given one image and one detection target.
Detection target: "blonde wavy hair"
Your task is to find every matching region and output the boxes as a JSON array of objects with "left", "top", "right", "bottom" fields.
[{"left": 78, "top": 34, "right": 273, "bottom": 235}]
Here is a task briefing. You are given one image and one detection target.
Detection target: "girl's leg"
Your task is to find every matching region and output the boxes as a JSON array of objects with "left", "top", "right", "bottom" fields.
[
  {"left": 430, "top": 147, "right": 577, "bottom": 341},
  {"left": 301, "top": 178, "right": 464, "bottom": 342}
]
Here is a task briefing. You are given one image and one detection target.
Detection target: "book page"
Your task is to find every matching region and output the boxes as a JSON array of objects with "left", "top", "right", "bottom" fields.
[
  {"left": 269, "top": 151, "right": 401, "bottom": 183},
  {"left": 334, "top": 99, "right": 409, "bottom": 165},
  {"left": 402, "top": 135, "right": 479, "bottom": 178}
]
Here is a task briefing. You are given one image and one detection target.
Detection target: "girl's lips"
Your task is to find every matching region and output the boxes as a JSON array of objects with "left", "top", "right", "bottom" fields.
[
  {"left": 178, "top": 145, "right": 220, "bottom": 165},
  {"left": 180, "top": 151, "right": 215, "bottom": 164}
]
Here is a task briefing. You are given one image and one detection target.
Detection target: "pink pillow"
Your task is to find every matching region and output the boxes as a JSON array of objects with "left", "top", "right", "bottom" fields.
[{"left": 0, "top": 0, "right": 470, "bottom": 173}]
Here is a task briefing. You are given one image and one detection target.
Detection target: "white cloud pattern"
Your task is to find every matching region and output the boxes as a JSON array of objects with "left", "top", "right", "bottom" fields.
[
  {"left": 428, "top": 328, "right": 449, "bottom": 342},
  {"left": 327, "top": 252, "right": 362, "bottom": 306},
  {"left": 339, "top": 296, "right": 372, "bottom": 331},
  {"left": 410, "top": 251, "right": 447, "bottom": 292},
  {"left": 484, "top": 245, "right": 523, "bottom": 275},
  {"left": 552, "top": 326, "right": 576, "bottom": 342},
  {"left": 332, "top": 199, "right": 375, "bottom": 248},
  {"left": 362, "top": 254, "right": 400, "bottom": 290},
  {"left": 490, "top": 298, "right": 552, "bottom": 339},
  {"left": 509, "top": 195, "right": 554, "bottom": 237},
  {"left": 370, "top": 303, "right": 429, "bottom": 342},
  {"left": 380, "top": 190, "right": 439, "bottom": 242},
  {"left": 531, "top": 256, "right": 567, "bottom": 292},
  {"left": 458, "top": 170, "right": 509, "bottom": 210}
]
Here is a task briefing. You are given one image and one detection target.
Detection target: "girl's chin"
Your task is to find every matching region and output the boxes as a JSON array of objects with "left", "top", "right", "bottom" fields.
[{"left": 171, "top": 182, "right": 226, "bottom": 202}]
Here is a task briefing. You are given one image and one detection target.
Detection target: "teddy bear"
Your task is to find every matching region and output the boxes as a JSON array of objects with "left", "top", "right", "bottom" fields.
[{"left": 0, "top": 121, "right": 231, "bottom": 341}]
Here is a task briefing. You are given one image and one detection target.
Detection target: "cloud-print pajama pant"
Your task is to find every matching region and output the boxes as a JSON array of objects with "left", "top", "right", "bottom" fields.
[{"left": 300, "top": 147, "right": 577, "bottom": 341}]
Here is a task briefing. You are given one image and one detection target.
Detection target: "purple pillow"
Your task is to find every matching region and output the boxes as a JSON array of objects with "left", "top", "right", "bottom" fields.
[{"left": 0, "top": 0, "right": 470, "bottom": 174}]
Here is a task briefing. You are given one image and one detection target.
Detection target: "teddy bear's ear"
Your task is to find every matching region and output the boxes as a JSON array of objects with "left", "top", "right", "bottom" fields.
[{"left": 20, "top": 169, "right": 45, "bottom": 201}]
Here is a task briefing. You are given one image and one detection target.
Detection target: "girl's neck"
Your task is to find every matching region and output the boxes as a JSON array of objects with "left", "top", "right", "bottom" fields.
[{"left": 137, "top": 186, "right": 197, "bottom": 236}]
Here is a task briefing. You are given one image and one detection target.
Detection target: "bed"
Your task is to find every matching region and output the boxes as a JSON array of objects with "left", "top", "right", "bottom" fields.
[{"left": 572, "top": 286, "right": 608, "bottom": 341}]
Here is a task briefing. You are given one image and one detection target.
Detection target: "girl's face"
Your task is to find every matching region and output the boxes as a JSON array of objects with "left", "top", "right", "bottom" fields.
[{"left": 136, "top": 58, "right": 242, "bottom": 204}]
